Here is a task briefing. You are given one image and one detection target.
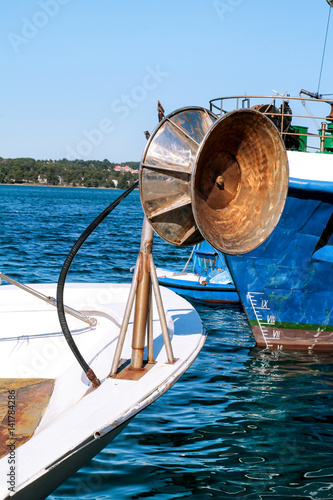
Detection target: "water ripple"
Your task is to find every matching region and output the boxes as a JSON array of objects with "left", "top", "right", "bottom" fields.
[{"left": 1, "top": 186, "right": 332, "bottom": 500}]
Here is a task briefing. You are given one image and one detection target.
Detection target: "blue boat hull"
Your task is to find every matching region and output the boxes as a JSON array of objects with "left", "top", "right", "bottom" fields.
[
  {"left": 157, "top": 276, "right": 239, "bottom": 305},
  {"left": 224, "top": 178, "right": 333, "bottom": 351},
  {"left": 157, "top": 241, "right": 240, "bottom": 305}
]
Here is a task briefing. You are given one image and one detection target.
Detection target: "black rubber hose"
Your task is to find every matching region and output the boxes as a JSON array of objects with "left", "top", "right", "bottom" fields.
[{"left": 56, "top": 180, "right": 139, "bottom": 388}]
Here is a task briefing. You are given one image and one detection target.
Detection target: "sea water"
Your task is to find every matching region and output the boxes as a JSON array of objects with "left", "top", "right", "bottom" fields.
[{"left": 1, "top": 185, "right": 332, "bottom": 500}]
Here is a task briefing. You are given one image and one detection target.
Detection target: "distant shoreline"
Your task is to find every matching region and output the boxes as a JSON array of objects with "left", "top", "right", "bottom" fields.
[
  {"left": 0, "top": 183, "right": 138, "bottom": 190},
  {"left": 0, "top": 159, "right": 139, "bottom": 189}
]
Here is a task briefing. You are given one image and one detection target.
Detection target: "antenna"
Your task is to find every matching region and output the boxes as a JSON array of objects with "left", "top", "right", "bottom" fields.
[{"left": 318, "top": 4, "right": 332, "bottom": 95}]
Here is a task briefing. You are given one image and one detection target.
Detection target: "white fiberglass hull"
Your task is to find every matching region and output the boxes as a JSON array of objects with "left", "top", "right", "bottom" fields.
[{"left": 0, "top": 283, "right": 205, "bottom": 500}]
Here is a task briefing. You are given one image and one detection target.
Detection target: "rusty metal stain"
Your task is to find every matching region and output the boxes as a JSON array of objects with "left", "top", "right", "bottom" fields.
[
  {"left": 0, "top": 378, "right": 55, "bottom": 459},
  {"left": 114, "top": 362, "right": 156, "bottom": 381}
]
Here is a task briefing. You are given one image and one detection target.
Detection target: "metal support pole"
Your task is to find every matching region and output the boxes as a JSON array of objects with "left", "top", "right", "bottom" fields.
[
  {"left": 150, "top": 254, "right": 175, "bottom": 364},
  {"left": 109, "top": 216, "right": 175, "bottom": 376},
  {"left": 131, "top": 251, "right": 151, "bottom": 369},
  {"left": 320, "top": 122, "right": 327, "bottom": 152},
  {"left": 147, "top": 280, "right": 154, "bottom": 363},
  {"left": 130, "top": 217, "right": 154, "bottom": 370},
  {"left": 109, "top": 255, "right": 140, "bottom": 376}
]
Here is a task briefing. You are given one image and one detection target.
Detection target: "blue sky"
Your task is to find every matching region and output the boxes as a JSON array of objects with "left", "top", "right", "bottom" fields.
[{"left": 1, "top": 0, "right": 332, "bottom": 162}]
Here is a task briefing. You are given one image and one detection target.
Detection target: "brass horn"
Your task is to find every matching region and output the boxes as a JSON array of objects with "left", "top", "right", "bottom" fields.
[{"left": 140, "top": 106, "right": 289, "bottom": 254}]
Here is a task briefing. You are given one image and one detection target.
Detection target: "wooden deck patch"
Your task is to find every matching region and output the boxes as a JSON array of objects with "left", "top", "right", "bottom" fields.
[{"left": 0, "top": 378, "right": 55, "bottom": 459}]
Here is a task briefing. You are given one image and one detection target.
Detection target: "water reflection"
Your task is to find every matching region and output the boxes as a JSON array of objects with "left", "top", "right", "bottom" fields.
[
  {"left": 51, "top": 304, "right": 333, "bottom": 500},
  {"left": 4, "top": 187, "right": 330, "bottom": 500}
]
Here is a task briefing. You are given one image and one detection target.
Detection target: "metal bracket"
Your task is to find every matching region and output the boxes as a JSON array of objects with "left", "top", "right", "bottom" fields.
[{"left": 109, "top": 217, "right": 175, "bottom": 377}]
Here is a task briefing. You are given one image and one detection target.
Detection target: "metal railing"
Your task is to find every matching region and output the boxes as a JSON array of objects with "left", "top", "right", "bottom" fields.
[
  {"left": 209, "top": 92, "right": 333, "bottom": 153},
  {"left": 0, "top": 272, "right": 97, "bottom": 327}
]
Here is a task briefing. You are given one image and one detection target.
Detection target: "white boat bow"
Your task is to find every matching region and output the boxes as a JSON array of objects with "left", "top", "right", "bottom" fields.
[{"left": 0, "top": 283, "right": 205, "bottom": 499}]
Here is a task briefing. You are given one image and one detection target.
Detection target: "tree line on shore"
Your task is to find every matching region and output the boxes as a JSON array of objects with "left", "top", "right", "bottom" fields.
[{"left": 0, "top": 157, "right": 139, "bottom": 189}]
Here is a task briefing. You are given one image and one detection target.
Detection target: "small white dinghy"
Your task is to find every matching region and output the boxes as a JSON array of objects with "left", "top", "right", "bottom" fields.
[
  {"left": 0, "top": 281, "right": 204, "bottom": 500},
  {"left": 0, "top": 104, "right": 288, "bottom": 499},
  {"left": 0, "top": 178, "right": 207, "bottom": 499}
]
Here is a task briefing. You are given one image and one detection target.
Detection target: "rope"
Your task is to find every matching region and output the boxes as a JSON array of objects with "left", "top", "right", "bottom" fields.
[
  {"left": 317, "top": 6, "right": 332, "bottom": 96},
  {"left": 182, "top": 246, "right": 195, "bottom": 272}
]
